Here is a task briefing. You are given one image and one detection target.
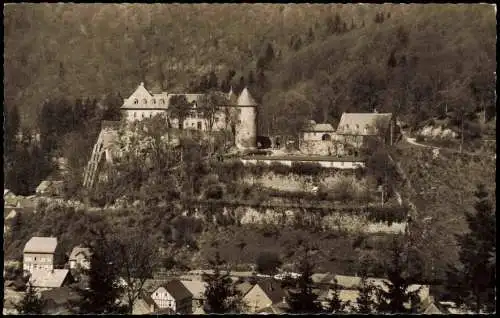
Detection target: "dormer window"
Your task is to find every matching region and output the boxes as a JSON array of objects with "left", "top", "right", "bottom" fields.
[
  {"left": 143, "top": 99, "right": 148, "bottom": 104},
  {"left": 356, "top": 124, "right": 360, "bottom": 130},
  {"left": 345, "top": 124, "right": 349, "bottom": 129},
  {"left": 160, "top": 99, "right": 165, "bottom": 104},
  {"left": 152, "top": 99, "right": 156, "bottom": 104},
  {"left": 134, "top": 99, "right": 138, "bottom": 104}
]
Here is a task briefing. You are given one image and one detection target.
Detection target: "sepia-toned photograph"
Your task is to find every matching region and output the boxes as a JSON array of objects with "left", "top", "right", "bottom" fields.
[{"left": 3, "top": 3, "right": 496, "bottom": 315}]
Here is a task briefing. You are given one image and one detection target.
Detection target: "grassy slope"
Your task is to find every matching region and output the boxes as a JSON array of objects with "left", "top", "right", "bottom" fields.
[
  {"left": 4, "top": 4, "right": 495, "bottom": 132},
  {"left": 393, "top": 142, "right": 496, "bottom": 279}
]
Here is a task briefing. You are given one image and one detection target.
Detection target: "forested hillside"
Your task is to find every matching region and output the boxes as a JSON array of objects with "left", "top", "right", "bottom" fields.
[{"left": 4, "top": 4, "right": 496, "bottom": 135}]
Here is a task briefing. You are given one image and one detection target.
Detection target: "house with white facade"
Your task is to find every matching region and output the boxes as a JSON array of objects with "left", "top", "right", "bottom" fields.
[
  {"left": 23, "top": 237, "right": 58, "bottom": 273},
  {"left": 150, "top": 279, "right": 193, "bottom": 314}
]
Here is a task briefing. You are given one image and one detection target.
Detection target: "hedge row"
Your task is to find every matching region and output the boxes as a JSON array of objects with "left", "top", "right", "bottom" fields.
[{"left": 211, "top": 160, "right": 365, "bottom": 180}]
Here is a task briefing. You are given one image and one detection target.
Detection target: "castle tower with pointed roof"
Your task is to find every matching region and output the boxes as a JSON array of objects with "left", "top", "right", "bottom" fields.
[{"left": 235, "top": 87, "right": 258, "bottom": 150}]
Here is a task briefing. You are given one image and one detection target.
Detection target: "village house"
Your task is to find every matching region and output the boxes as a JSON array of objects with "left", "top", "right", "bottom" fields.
[
  {"left": 317, "top": 274, "right": 431, "bottom": 313},
  {"left": 133, "top": 291, "right": 159, "bottom": 315},
  {"left": 180, "top": 280, "right": 208, "bottom": 313},
  {"left": 242, "top": 278, "right": 288, "bottom": 313},
  {"left": 299, "top": 112, "right": 397, "bottom": 157},
  {"left": 335, "top": 112, "right": 397, "bottom": 149},
  {"left": 150, "top": 279, "right": 193, "bottom": 314},
  {"left": 23, "top": 236, "right": 58, "bottom": 273},
  {"left": 68, "top": 246, "right": 91, "bottom": 271},
  {"left": 302, "top": 122, "right": 336, "bottom": 142}
]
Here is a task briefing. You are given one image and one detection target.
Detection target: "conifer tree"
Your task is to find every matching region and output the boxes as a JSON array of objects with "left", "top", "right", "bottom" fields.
[
  {"left": 388, "top": 49, "right": 398, "bottom": 68},
  {"left": 374, "top": 236, "right": 421, "bottom": 314},
  {"left": 203, "top": 252, "right": 244, "bottom": 313},
  {"left": 355, "top": 266, "right": 376, "bottom": 314},
  {"left": 446, "top": 184, "right": 496, "bottom": 313},
  {"left": 4, "top": 105, "right": 20, "bottom": 158},
  {"left": 208, "top": 71, "right": 218, "bottom": 89},
  {"left": 286, "top": 248, "right": 322, "bottom": 313},
  {"left": 328, "top": 278, "right": 348, "bottom": 313},
  {"left": 73, "top": 233, "right": 126, "bottom": 314},
  {"left": 14, "top": 282, "right": 47, "bottom": 314}
]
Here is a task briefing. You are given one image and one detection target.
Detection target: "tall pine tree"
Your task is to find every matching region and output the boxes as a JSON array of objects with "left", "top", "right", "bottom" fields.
[
  {"left": 446, "top": 184, "right": 496, "bottom": 313},
  {"left": 328, "top": 278, "right": 349, "bottom": 313},
  {"left": 286, "top": 248, "right": 322, "bottom": 313},
  {"left": 203, "top": 252, "right": 244, "bottom": 313},
  {"left": 355, "top": 268, "right": 376, "bottom": 314},
  {"left": 72, "top": 232, "right": 126, "bottom": 314},
  {"left": 374, "top": 236, "right": 422, "bottom": 313}
]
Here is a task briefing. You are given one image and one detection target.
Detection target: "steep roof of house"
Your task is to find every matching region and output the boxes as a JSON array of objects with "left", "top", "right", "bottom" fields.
[
  {"left": 163, "top": 279, "right": 193, "bottom": 301},
  {"left": 303, "top": 123, "right": 336, "bottom": 132},
  {"left": 30, "top": 269, "right": 70, "bottom": 289},
  {"left": 69, "top": 247, "right": 92, "bottom": 261},
  {"left": 333, "top": 275, "right": 361, "bottom": 289},
  {"left": 312, "top": 273, "right": 332, "bottom": 284},
  {"left": 237, "top": 87, "right": 257, "bottom": 106},
  {"left": 337, "top": 113, "right": 393, "bottom": 135},
  {"left": 421, "top": 300, "right": 444, "bottom": 314},
  {"left": 255, "top": 279, "right": 286, "bottom": 304},
  {"left": 180, "top": 280, "right": 207, "bottom": 299},
  {"left": 24, "top": 237, "right": 58, "bottom": 254}
]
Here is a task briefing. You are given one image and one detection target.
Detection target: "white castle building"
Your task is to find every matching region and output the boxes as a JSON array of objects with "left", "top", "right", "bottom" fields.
[{"left": 120, "top": 82, "right": 258, "bottom": 150}]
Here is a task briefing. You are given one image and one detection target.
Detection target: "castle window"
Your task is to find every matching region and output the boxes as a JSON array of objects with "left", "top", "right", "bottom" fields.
[
  {"left": 142, "top": 113, "right": 145, "bottom": 118},
  {"left": 134, "top": 112, "right": 137, "bottom": 118},
  {"left": 197, "top": 122, "right": 202, "bottom": 130},
  {"left": 152, "top": 99, "right": 156, "bottom": 104},
  {"left": 134, "top": 99, "right": 138, "bottom": 104},
  {"left": 143, "top": 99, "right": 148, "bottom": 104},
  {"left": 150, "top": 113, "right": 152, "bottom": 118},
  {"left": 160, "top": 99, "right": 165, "bottom": 104},
  {"left": 356, "top": 124, "right": 360, "bottom": 130}
]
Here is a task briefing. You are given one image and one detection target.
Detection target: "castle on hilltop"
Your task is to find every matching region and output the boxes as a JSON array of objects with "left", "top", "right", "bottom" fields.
[
  {"left": 83, "top": 83, "right": 259, "bottom": 189},
  {"left": 120, "top": 82, "right": 258, "bottom": 150}
]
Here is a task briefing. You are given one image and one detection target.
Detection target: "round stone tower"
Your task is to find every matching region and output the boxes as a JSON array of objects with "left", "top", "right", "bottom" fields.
[{"left": 235, "top": 87, "right": 258, "bottom": 150}]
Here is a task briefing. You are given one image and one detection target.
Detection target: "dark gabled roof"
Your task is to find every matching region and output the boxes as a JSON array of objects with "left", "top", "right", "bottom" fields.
[
  {"left": 164, "top": 279, "right": 193, "bottom": 301},
  {"left": 256, "top": 279, "right": 286, "bottom": 305}
]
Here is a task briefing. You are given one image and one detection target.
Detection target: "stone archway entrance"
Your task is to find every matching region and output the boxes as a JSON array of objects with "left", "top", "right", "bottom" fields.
[{"left": 322, "top": 134, "right": 331, "bottom": 141}]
